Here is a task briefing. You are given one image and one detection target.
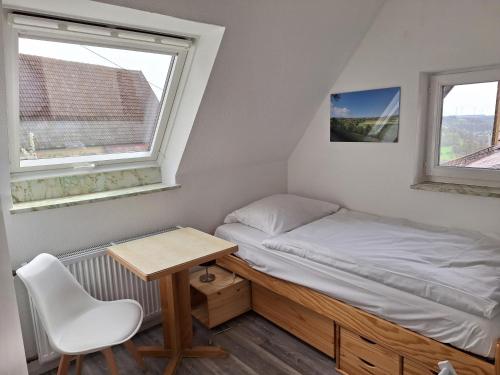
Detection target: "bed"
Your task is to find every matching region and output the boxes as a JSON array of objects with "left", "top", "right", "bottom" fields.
[{"left": 214, "top": 196, "right": 500, "bottom": 375}]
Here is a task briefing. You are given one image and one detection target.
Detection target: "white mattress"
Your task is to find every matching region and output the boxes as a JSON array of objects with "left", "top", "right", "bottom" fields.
[
  {"left": 215, "top": 222, "right": 500, "bottom": 358},
  {"left": 263, "top": 209, "right": 500, "bottom": 320}
]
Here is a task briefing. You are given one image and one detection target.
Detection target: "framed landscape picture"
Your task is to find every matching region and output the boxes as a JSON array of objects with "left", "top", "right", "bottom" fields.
[{"left": 330, "top": 87, "right": 400, "bottom": 142}]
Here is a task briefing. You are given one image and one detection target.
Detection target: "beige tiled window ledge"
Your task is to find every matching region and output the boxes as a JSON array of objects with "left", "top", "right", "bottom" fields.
[
  {"left": 411, "top": 181, "right": 500, "bottom": 199},
  {"left": 10, "top": 183, "right": 180, "bottom": 214}
]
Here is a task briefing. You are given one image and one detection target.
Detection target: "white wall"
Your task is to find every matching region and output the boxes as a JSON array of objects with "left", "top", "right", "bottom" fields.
[
  {"left": 0, "top": 3, "right": 28, "bottom": 372},
  {"left": 100, "top": 0, "right": 383, "bottom": 173},
  {"left": 289, "top": 0, "right": 500, "bottom": 234},
  {"left": 1, "top": 0, "right": 384, "bottom": 360},
  {"left": 0, "top": 206, "right": 27, "bottom": 375}
]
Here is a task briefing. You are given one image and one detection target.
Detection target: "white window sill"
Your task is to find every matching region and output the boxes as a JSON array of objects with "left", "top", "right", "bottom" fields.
[
  {"left": 10, "top": 183, "right": 180, "bottom": 214},
  {"left": 411, "top": 181, "right": 500, "bottom": 199}
]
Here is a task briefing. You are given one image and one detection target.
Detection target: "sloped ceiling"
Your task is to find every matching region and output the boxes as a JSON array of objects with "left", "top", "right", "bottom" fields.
[{"left": 99, "top": 0, "right": 385, "bottom": 174}]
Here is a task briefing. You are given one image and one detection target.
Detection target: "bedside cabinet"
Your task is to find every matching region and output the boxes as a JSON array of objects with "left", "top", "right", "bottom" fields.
[{"left": 190, "top": 266, "right": 251, "bottom": 328}]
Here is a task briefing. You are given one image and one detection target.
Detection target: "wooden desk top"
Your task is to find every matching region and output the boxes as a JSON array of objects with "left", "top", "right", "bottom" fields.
[{"left": 107, "top": 227, "right": 238, "bottom": 281}]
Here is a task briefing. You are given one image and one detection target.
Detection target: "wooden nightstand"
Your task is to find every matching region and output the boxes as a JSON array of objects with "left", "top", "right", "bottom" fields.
[{"left": 190, "top": 266, "right": 251, "bottom": 328}]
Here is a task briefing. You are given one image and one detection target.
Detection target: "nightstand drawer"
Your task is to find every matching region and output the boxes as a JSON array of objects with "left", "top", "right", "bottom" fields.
[
  {"left": 190, "top": 266, "right": 251, "bottom": 328},
  {"left": 339, "top": 327, "right": 401, "bottom": 375},
  {"left": 206, "top": 278, "right": 250, "bottom": 327}
]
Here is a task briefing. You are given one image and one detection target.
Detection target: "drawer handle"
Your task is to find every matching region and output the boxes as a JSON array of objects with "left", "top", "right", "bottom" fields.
[
  {"left": 359, "top": 358, "right": 376, "bottom": 368},
  {"left": 360, "top": 336, "right": 377, "bottom": 345}
]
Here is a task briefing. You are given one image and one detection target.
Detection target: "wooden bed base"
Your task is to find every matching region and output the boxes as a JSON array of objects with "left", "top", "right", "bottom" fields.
[{"left": 217, "top": 255, "right": 500, "bottom": 375}]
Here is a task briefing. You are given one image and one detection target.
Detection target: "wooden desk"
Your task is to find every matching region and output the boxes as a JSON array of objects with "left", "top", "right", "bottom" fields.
[{"left": 107, "top": 227, "right": 238, "bottom": 374}]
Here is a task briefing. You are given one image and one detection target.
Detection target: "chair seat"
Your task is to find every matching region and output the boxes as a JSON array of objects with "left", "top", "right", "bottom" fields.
[{"left": 54, "top": 299, "right": 142, "bottom": 355}]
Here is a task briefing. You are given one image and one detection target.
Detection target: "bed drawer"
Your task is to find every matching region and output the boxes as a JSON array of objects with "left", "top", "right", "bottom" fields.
[
  {"left": 251, "top": 283, "right": 335, "bottom": 357},
  {"left": 338, "top": 327, "right": 401, "bottom": 375}
]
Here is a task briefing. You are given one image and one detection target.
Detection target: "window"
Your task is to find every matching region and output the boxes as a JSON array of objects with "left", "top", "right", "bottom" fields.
[
  {"left": 6, "top": 14, "right": 191, "bottom": 173},
  {"left": 426, "top": 67, "right": 500, "bottom": 185}
]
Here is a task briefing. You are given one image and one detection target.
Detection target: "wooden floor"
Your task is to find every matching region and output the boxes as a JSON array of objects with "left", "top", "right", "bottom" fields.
[{"left": 43, "top": 312, "right": 337, "bottom": 375}]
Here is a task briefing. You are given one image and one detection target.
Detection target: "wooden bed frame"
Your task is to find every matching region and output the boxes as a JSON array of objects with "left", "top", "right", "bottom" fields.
[{"left": 217, "top": 254, "right": 500, "bottom": 375}]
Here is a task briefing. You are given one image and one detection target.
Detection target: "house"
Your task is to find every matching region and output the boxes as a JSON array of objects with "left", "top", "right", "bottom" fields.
[
  {"left": 1, "top": 1, "right": 500, "bottom": 375},
  {"left": 19, "top": 54, "right": 159, "bottom": 157}
]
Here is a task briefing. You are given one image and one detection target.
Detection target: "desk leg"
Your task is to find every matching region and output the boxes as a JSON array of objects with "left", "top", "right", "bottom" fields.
[
  {"left": 137, "top": 276, "right": 175, "bottom": 359},
  {"left": 176, "top": 270, "right": 193, "bottom": 348},
  {"left": 139, "top": 270, "right": 228, "bottom": 375},
  {"left": 175, "top": 270, "right": 226, "bottom": 359},
  {"left": 164, "top": 273, "right": 181, "bottom": 352}
]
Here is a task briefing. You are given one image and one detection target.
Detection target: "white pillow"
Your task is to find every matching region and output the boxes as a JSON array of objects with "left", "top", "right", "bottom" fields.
[{"left": 224, "top": 194, "right": 340, "bottom": 235}]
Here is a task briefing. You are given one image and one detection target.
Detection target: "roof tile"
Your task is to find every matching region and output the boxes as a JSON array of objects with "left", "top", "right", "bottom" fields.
[{"left": 18, "top": 54, "right": 161, "bottom": 152}]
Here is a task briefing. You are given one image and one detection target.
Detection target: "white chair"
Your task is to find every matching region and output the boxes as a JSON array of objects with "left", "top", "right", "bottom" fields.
[{"left": 17, "top": 253, "right": 145, "bottom": 375}]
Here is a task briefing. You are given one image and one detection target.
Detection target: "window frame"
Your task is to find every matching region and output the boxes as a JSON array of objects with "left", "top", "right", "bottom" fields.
[
  {"left": 5, "top": 14, "right": 191, "bottom": 175},
  {"left": 426, "top": 67, "right": 500, "bottom": 186}
]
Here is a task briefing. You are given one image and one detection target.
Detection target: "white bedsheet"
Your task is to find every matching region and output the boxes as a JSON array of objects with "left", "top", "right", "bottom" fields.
[
  {"left": 215, "top": 222, "right": 500, "bottom": 358},
  {"left": 263, "top": 209, "right": 500, "bottom": 319}
]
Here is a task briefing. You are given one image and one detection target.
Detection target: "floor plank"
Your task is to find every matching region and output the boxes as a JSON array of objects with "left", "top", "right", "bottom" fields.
[{"left": 43, "top": 311, "right": 338, "bottom": 375}]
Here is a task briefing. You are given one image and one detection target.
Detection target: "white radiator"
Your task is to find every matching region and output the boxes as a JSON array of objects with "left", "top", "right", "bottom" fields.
[{"left": 29, "top": 228, "right": 176, "bottom": 364}]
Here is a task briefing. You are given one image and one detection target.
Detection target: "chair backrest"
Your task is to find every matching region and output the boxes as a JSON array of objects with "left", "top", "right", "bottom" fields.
[{"left": 17, "top": 253, "right": 97, "bottom": 343}]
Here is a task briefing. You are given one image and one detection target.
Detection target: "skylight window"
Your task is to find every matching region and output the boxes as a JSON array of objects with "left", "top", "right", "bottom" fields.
[
  {"left": 6, "top": 14, "right": 191, "bottom": 173},
  {"left": 18, "top": 37, "right": 172, "bottom": 163}
]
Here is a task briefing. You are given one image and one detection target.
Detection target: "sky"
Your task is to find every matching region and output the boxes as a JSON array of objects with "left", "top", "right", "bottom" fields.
[
  {"left": 331, "top": 87, "right": 400, "bottom": 119},
  {"left": 442, "top": 81, "right": 497, "bottom": 117},
  {"left": 19, "top": 37, "right": 172, "bottom": 100}
]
